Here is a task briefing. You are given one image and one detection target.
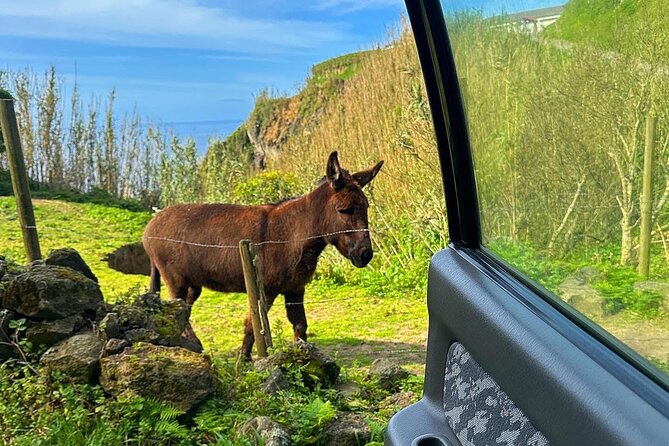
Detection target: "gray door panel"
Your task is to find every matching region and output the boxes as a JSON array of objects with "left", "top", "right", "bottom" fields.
[{"left": 386, "top": 247, "right": 669, "bottom": 445}]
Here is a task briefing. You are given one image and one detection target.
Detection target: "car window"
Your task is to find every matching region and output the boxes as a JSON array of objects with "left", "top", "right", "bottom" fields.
[{"left": 445, "top": 1, "right": 669, "bottom": 377}]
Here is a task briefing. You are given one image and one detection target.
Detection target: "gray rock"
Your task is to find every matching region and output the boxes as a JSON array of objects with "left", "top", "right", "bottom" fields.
[
  {"left": 253, "top": 356, "right": 273, "bottom": 373},
  {"left": 117, "top": 305, "right": 150, "bottom": 330},
  {"left": 25, "top": 315, "right": 85, "bottom": 349},
  {"left": 379, "top": 391, "right": 418, "bottom": 410},
  {"left": 99, "top": 313, "right": 120, "bottom": 340},
  {"left": 369, "top": 358, "right": 411, "bottom": 392},
  {"left": 124, "top": 328, "right": 161, "bottom": 344},
  {"left": 40, "top": 332, "right": 103, "bottom": 384},
  {"left": 258, "top": 340, "right": 340, "bottom": 388},
  {"left": 115, "top": 294, "right": 191, "bottom": 347},
  {"left": 633, "top": 281, "right": 669, "bottom": 297},
  {"left": 100, "top": 344, "right": 217, "bottom": 412},
  {"left": 0, "top": 256, "right": 6, "bottom": 281},
  {"left": 46, "top": 248, "right": 98, "bottom": 283},
  {"left": 634, "top": 281, "right": 669, "bottom": 312},
  {"left": 104, "top": 242, "right": 151, "bottom": 276},
  {"left": 2, "top": 265, "right": 103, "bottom": 320},
  {"left": 262, "top": 368, "right": 290, "bottom": 394},
  {"left": 241, "top": 416, "right": 291, "bottom": 446},
  {"left": 559, "top": 277, "right": 606, "bottom": 317},
  {"left": 103, "top": 338, "right": 130, "bottom": 356},
  {"left": 335, "top": 381, "right": 362, "bottom": 398},
  {"left": 0, "top": 309, "right": 17, "bottom": 360},
  {"left": 323, "top": 412, "right": 371, "bottom": 446}
]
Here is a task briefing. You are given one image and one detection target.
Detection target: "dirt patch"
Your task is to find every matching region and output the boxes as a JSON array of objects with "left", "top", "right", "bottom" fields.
[{"left": 597, "top": 315, "right": 669, "bottom": 361}]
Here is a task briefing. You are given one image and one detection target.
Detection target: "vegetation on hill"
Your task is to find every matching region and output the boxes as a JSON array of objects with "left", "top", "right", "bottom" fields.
[{"left": 546, "top": 0, "right": 669, "bottom": 61}]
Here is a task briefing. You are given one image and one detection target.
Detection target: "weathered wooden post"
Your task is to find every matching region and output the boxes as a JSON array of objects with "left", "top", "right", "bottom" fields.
[
  {"left": 253, "top": 245, "right": 273, "bottom": 351},
  {"left": 0, "top": 89, "right": 41, "bottom": 261},
  {"left": 239, "top": 240, "right": 272, "bottom": 358},
  {"left": 639, "top": 114, "right": 657, "bottom": 278}
]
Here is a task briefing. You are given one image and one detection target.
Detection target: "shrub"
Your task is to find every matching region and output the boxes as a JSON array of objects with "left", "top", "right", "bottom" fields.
[{"left": 233, "top": 171, "right": 302, "bottom": 205}]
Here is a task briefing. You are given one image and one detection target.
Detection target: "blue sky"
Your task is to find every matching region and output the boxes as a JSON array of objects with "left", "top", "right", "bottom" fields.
[{"left": 0, "top": 0, "right": 564, "bottom": 145}]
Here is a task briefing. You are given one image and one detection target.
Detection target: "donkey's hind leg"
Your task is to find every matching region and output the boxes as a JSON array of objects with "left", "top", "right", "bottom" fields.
[
  {"left": 164, "top": 277, "right": 189, "bottom": 301},
  {"left": 186, "top": 286, "right": 202, "bottom": 305},
  {"left": 241, "top": 312, "right": 255, "bottom": 360}
]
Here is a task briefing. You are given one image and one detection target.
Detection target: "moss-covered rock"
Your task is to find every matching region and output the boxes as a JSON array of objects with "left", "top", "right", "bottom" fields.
[
  {"left": 322, "top": 412, "right": 371, "bottom": 446},
  {"left": 113, "top": 293, "right": 192, "bottom": 349},
  {"left": 0, "top": 256, "right": 26, "bottom": 298},
  {"left": 368, "top": 358, "right": 411, "bottom": 392},
  {"left": 40, "top": 332, "right": 103, "bottom": 384},
  {"left": 0, "top": 309, "right": 17, "bottom": 360},
  {"left": 1, "top": 265, "right": 103, "bottom": 320},
  {"left": 255, "top": 340, "right": 340, "bottom": 388},
  {"left": 99, "top": 312, "right": 120, "bottom": 340},
  {"left": 46, "top": 248, "right": 98, "bottom": 283},
  {"left": 100, "top": 343, "right": 217, "bottom": 412},
  {"left": 25, "top": 315, "right": 86, "bottom": 350}
]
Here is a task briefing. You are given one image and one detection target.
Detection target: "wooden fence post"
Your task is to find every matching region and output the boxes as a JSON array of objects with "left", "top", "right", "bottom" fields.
[
  {"left": 0, "top": 91, "right": 41, "bottom": 262},
  {"left": 253, "top": 245, "right": 273, "bottom": 351},
  {"left": 639, "top": 114, "right": 656, "bottom": 278},
  {"left": 239, "top": 240, "right": 272, "bottom": 357}
]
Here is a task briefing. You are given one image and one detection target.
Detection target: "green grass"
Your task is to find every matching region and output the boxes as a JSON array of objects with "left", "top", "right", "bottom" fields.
[
  {"left": 0, "top": 196, "right": 427, "bottom": 444},
  {"left": 0, "top": 197, "right": 428, "bottom": 369},
  {"left": 0, "top": 197, "right": 151, "bottom": 299}
]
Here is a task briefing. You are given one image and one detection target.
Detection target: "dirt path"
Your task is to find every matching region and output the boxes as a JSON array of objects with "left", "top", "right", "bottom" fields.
[{"left": 598, "top": 315, "right": 669, "bottom": 362}]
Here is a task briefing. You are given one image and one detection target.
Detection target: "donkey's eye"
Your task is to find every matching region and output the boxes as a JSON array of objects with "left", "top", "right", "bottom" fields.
[{"left": 338, "top": 207, "right": 354, "bottom": 215}]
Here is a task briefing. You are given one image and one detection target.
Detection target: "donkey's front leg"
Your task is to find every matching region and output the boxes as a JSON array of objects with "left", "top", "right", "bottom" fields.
[{"left": 284, "top": 289, "right": 307, "bottom": 342}]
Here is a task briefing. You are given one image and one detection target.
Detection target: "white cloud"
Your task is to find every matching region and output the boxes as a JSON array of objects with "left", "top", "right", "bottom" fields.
[{"left": 0, "top": 0, "right": 349, "bottom": 52}]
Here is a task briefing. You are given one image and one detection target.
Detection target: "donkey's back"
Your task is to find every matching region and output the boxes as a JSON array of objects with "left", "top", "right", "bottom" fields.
[{"left": 143, "top": 203, "right": 269, "bottom": 297}]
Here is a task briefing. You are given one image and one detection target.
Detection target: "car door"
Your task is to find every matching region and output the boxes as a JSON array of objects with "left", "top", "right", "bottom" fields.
[{"left": 386, "top": 1, "right": 669, "bottom": 445}]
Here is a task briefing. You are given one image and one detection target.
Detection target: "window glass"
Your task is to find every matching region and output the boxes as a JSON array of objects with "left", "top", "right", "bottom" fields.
[{"left": 446, "top": 0, "right": 669, "bottom": 375}]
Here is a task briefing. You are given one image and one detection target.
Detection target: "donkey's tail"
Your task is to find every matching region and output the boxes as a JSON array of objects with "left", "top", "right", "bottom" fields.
[{"left": 149, "top": 260, "right": 161, "bottom": 294}]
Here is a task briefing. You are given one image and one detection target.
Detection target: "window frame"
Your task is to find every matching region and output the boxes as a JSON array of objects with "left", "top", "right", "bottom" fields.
[{"left": 405, "top": 0, "right": 669, "bottom": 414}]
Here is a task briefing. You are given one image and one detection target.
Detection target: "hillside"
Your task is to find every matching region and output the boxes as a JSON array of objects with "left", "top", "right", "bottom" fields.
[
  {"left": 203, "top": 50, "right": 373, "bottom": 174},
  {"left": 198, "top": 8, "right": 669, "bottom": 370},
  {"left": 547, "top": 0, "right": 669, "bottom": 60}
]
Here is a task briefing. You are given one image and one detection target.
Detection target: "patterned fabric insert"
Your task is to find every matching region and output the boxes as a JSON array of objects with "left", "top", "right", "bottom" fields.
[{"left": 443, "top": 342, "right": 550, "bottom": 446}]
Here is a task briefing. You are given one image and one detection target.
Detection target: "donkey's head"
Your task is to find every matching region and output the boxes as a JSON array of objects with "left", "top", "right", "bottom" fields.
[{"left": 321, "top": 151, "right": 383, "bottom": 268}]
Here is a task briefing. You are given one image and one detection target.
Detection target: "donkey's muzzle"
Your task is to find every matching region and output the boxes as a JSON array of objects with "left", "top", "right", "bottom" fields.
[{"left": 351, "top": 248, "right": 373, "bottom": 268}]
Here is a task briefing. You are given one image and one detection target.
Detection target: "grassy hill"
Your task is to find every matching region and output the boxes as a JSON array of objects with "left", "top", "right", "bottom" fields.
[{"left": 547, "top": 0, "right": 669, "bottom": 60}]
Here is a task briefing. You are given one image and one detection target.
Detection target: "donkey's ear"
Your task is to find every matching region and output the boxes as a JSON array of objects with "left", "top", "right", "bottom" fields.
[
  {"left": 353, "top": 160, "right": 384, "bottom": 188},
  {"left": 326, "top": 151, "right": 343, "bottom": 189}
]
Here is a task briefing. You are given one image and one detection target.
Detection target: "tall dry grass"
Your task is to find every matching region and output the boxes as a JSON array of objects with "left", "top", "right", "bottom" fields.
[{"left": 269, "top": 24, "right": 447, "bottom": 268}]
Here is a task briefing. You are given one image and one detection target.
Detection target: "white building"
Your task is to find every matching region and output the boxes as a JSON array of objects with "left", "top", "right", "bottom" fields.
[{"left": 504, "top": 5, "right": 566, "bottom": 33}]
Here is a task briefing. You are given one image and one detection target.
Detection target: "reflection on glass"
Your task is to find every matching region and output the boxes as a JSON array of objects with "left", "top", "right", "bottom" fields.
[{"left": 446, "top": 0, "right": 669, "bottom": 375}]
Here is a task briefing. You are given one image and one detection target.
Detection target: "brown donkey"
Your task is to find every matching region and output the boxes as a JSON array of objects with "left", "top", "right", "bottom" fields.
[{"left": 143, "top": 151, "right": 383, "bottom": 359}]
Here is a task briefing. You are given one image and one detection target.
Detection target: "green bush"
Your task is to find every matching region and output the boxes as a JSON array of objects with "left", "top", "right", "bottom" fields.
[{"left": 233, "top": 171, "right": 302, "bottom": 205}]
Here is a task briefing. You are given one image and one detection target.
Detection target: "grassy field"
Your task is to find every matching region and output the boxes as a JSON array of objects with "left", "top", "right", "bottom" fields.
[
  {"left": 0, "top": 196, "right": 429, "bottom": 373},
  {"left": 1, "top": 196, "right": 430, "bottom": 444}
]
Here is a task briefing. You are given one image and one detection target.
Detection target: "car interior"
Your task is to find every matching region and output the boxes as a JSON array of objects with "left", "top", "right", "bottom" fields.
[{"left": 386, "top": 1, "right": 669, "bottom": 445}]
